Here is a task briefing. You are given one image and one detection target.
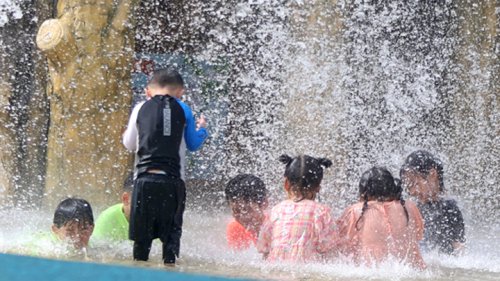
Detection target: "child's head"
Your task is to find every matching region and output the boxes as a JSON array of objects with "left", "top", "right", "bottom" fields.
[
  {"left": 52, "top": 198, "right": 94, "bottom": 250},
  {"left": 146, "top": 68, "right": 185, "bottom": 99},
  {"left": 356, "top": 167, "right": 408, "bottom": 230},
  {"left": 400, "top": 150, "right": 444, "bottom": 202},
  {"left": 359, "top": 167, "right": 400, "bottom": 201},
  {"left": 225, "top": 174, "right": 268, "bottom": 231},
  {"left": 279, "top": 154, "right": 332, "bottom": 201},
  {"left": 121, "top": 173, "right": 134, "bottom": 221}
]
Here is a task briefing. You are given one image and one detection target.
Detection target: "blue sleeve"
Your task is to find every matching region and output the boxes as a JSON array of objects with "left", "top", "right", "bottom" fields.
[{"left": 177, "top": 99, "right": 208, "bottom": 151}]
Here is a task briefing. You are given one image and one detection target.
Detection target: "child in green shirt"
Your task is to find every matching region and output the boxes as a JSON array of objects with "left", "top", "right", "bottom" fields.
[
  {"left": 91, "top": 174, "right": 133, "bottom": 242},
  {"left": 22, "top": 198, "right": 94, "bottom": 258}
]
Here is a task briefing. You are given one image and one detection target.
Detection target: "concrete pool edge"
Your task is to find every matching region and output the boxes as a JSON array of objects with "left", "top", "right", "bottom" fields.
[{"left": 0, "top": 253, "right": 255, "bottom": 281}]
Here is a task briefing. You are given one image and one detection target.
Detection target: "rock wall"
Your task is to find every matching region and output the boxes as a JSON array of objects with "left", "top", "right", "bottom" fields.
[{"left": 36, "top": 0, "right": 136, "bottom": 207}]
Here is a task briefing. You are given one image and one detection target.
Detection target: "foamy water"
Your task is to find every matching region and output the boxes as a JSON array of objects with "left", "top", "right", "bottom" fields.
[{"left": 1, "top": 208, "right": 498, "bottom": 281}]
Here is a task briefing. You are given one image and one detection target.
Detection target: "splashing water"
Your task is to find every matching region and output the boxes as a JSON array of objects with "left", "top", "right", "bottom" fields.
[
  {"left": 1, "top": 209, "right": 499, "bottom": 280},
  {"left": 1, "top": 0, "right": 499, "bottom": 280}
]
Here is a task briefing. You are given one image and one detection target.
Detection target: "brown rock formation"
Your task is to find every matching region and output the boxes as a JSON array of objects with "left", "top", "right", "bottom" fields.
[{"left": 36, "top": 0, "right": 136, "bottom": 207}]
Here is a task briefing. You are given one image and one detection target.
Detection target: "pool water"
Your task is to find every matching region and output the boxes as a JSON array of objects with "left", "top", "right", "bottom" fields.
[{"left": 0, "top": 208, "right": 499, "bottom": 281}]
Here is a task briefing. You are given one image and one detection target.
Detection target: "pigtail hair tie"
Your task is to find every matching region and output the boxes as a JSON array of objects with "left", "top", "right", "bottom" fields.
[
  {"left": 318, "top": 158, "right": 333, "bottom": 168},
  {"left": 279, "top": 154, "right": 293, "bottom": 165}
]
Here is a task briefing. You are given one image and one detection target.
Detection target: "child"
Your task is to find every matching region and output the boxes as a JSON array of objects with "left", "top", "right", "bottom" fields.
[
  {"left": 337, "top": 167, "right": 425, "bottom": 269},
  {"left": 257, "top": 154, "right": 336, "bottom": 262},
  {"left": 92, "top": 173, "right": 134, "bottom": 242},
  {"left": 23, "top": 198, "right": 94, "bottom": 257},
  {"left": 51, "top": 198, "right": 94, "bottom": 250},
  {"left": 400, "top": 150, "right": 465, "bottom": 254},
  {"left": 122, "top": 68, "right": 208, "bottom": 265},
  {"left": 225, "top": 174, "right": 268, "bottom": 250}
]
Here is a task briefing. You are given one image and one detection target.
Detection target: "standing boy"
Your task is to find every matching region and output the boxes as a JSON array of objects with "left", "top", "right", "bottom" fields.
[{"left": 122, "top": 69, "right": 208, "bottom": 265}]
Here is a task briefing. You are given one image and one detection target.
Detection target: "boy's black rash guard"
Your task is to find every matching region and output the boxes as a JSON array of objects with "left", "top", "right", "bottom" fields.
[
  {"left": 418, "top": 199, "right": 465, "bottom": 254},
  {"left": 123, "top": 95, "right": 208, "bottom": 180},
  {"left": 136, "top": 95, "right": 185, "bottom": 178}
]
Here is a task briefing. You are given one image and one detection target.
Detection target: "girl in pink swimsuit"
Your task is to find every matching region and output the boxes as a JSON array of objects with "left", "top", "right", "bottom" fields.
[
  {"left": 257, "top": 154, "right": 337, "bottom": 262},
  {"left": 337, "top": 167, "right": 426, "bottom": 269}
]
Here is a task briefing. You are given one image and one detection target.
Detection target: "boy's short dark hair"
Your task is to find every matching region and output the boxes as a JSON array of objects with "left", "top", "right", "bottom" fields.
[
  {"left": 53, "top": 198, "right": 94, "bottom": 228},
  {"left": 123, "top": 172, "right": 134, "bottom": 193},
  {"left": 225, "top": 174, "right": 267, "bottom": 205},
  {"left": 148, "top": 68, "right": 184, "bottom": 88}
]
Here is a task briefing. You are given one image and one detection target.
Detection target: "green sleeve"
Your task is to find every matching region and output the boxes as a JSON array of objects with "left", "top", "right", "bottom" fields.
[{"left": 92, "top": 204, "right": 129, "bottom": 242}]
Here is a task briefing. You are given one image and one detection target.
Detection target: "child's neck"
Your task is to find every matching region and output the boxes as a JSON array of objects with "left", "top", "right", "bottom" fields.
[
  {"left": 287, "top": 192, "right": 316, "bottom": 202},
  {"left": 365, "top": 196, "right": 398, "bottom": 202},
  {"left": 151, "top": 92, "right": 173, "bottom": 98}
]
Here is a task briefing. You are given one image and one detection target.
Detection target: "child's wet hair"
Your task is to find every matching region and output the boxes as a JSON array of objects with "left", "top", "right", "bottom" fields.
[
  {"left": 225, "top": 174, "right": 267, "bottom": 205},
  {"left": 148, "top": 68, "right": 184, "bottom": 88},
  {"left": 279, "top": 154, "right": 332, "bottom": 201},
  {"left": 356, "top": 167, "right": 408, "bottom": 230},
  {"left": 400, "top": 150, "right": 444, "bottom": 192},
  {"left": 53, "top": 198, "right": 94, "bottom": 228}
]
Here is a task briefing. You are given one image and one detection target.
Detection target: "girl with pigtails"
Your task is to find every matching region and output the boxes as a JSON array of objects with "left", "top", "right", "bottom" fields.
[
  {"left": 256, "top": 154, "right": 337, "bottom": 262},
  {"left": 336, "top": 167, "right": 426, "bottom": 269}
]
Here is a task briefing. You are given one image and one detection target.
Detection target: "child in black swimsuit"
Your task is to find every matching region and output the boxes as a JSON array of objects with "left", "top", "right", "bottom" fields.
[{"left": 400, "top": 150, "right": 465, "bottom": 254}]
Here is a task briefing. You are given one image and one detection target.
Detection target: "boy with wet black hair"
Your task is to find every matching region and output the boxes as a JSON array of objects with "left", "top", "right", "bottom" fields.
[
  {"left": 19, "top": 198, "right": 94, "bottom": 258},
  {"left": 400, "top": 150, "right": 466, "bottom": 254},
  {"left": 225, "top": 174, "right": 268, "bottom": 250},
  {"left": 51, "top": 198, "right": 95, "bottom": 250},
  {"left": 122, "top": 68, "right": 208, "bottom": 265}
]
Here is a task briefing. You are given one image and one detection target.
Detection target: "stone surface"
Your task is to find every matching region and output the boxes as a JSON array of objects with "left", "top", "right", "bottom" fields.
[{"left": 37, "top": 0, "right": 136, "bottom": 207}]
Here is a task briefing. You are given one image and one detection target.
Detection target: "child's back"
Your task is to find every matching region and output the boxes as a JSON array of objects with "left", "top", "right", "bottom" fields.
[
  {"left": 337, "top": 167, "right": 425, "bottom": 269},
  {"left": 338, "top": 200, "right": 424, "bottom": 267},
  {"left": 258, "top": 199, "right": 335, "bottom": 262},
  {"left": 257, "top": 154, "right": 336, "bottom": 262}
]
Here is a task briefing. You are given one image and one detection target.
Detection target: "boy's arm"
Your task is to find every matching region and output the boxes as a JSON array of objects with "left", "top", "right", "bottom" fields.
[
  {"left": 256, "top": 217, "right": 273, "bottom": 257},
  {"left": 122, "top": 102, "right": 144, "bottom": 151},
  {"left": 177, "top": 100, "right": 208, "bottom": 151}
]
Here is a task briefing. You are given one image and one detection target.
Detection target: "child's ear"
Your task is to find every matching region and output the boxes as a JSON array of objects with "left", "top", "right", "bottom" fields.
[
  {"left": 261, "top": 198, "right": 269, "bottom": 209},
  {"left": 145, "top": 87, "right": 152, "bottom": 99},
  {"left": 51, "top": 224, "right": 60, "bottom": 235},
  {"left": 427, "top": 169, "right": 437, "bottom": 183},
  {"left": 121, "top": 192, "right": 130, "bottom": 205},
  {"left": 284, "top": 178, "right": 290, "bottom": 191},
  {"left": 428, "top": 169, "right": 441, "bottom": 190}
]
